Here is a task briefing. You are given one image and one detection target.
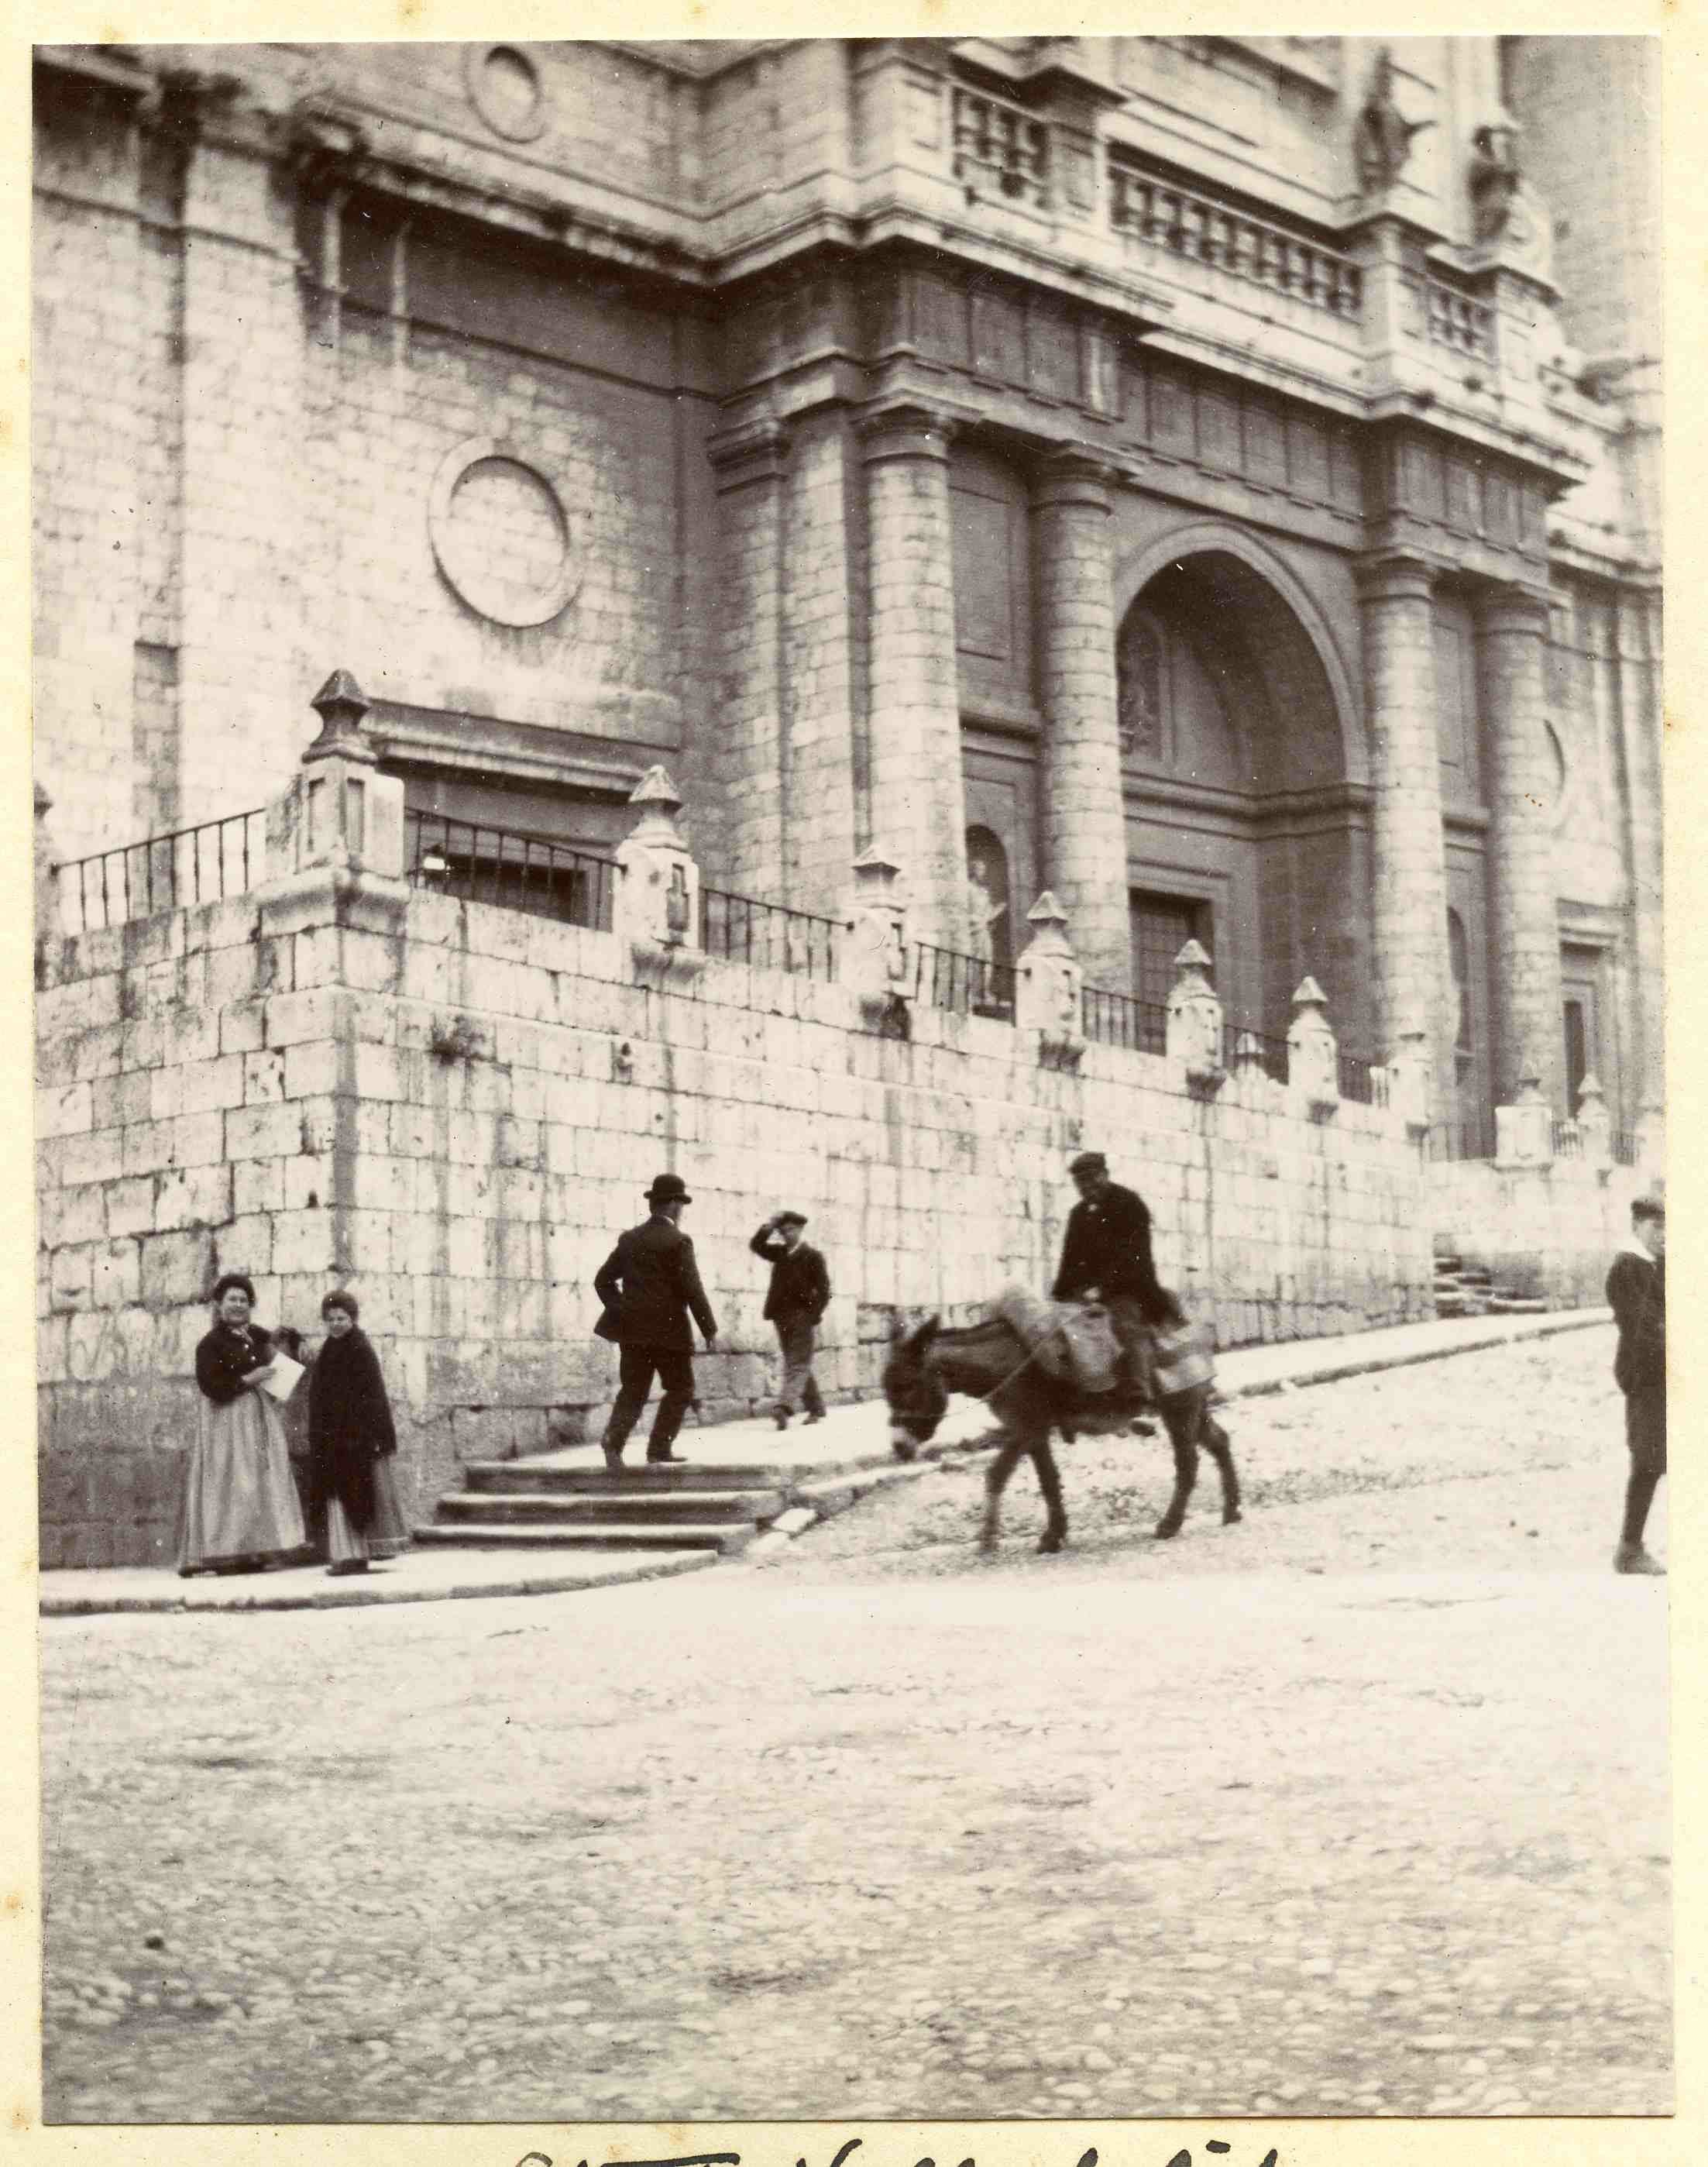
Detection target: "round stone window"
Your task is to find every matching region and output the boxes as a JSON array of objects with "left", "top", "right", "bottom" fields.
[
  {"left": 428, "top": 439, "right": 581, "bottom": 628},
  {"left": 465, "top": 43, "right": 548, "bottom": 143}
]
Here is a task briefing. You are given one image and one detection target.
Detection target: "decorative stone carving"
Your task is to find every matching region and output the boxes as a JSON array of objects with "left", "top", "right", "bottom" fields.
[
  {"left": 464, "top": 43, "right": 548, "bottom": 144},
  {"left": 615, "top": 765, "right": 703, "bottom": 975},
  {"left": 34, "top": 782, "right": 62, "bottom": 986},
  {"left": 1384, "top": 1016, "right": 1431, "bottom": 1137},
  {"left": 1467, "top": 122, "right": 1552, "bottom": 280},
  {"left": 1015, "top": 892, "right": 1085, "bottom": 1068},
  {"left": 1166, "top": 938, "right": 1223, "bottom": 1086},
  {"left": 1355, "top": 48, "right": 1432, "bottom": 195},
  {"left": 428, "top": 438, "right": 581, "bottom": 628},
  {"left": 1116, "top": 611, "right": 1165, "bottom": 762},
  {"left": 842, "top": 848, "right": 912, "bottom": 1016},
  {"left": 266, "top": 670, "right": 406, "bottom": 883},
  {"left": 1287, "top": 974, "right": 1341, "bottom": 1117},
  {"left": 1495, "top": 1073, "right": 1553, "bottom": 1165}
]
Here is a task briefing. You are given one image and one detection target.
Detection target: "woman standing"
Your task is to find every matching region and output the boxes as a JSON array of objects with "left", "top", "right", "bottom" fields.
[
  {"left": 307, "top": 1292, "right": 411, "bottom": 1577},
  {"left": 178, "top": 1274, "right": 308, "bottom": 1577}
]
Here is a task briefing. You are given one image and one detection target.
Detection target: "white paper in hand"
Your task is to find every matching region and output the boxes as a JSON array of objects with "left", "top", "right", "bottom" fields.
[{"left": 256, "top": 1353, "right": 306, "bottom": 1403}]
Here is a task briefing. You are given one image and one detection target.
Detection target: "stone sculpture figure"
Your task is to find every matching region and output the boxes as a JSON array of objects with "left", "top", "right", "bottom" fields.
[
  {"left": 1469, "top": 122, "right": 1522, "bottom": 242},
  {"left": 1355, "top": 47, "right": 1432, "bottom": 194}
]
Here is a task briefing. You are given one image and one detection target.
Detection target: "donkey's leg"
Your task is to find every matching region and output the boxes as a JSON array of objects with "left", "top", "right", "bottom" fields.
[
  {"left": 1155, "top": 1395, "right": 1198, "bottom": 1539},
  {"left": 1031, "top": 1436, "right": 1068, "bottom": 1553},
  {"left": 981, "top": 1438, "right": 1026, "bottom": 1552},
  {"left": 1201, "top": 1410, "right": 1242, "bottom": 1525}
]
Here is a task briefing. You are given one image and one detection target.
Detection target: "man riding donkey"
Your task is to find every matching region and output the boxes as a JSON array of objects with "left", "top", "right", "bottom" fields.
[{"left": 882, "top": 1149, "right": 1241, "bottom": 1552}]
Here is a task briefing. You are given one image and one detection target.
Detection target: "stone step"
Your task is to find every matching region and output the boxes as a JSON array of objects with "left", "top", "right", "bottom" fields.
[
  {"left": 1488, "top": 1294, "right": 1550, "bottom": 1314},
  {"left": 436, "top": 1489, "right": 781, "bottom": 1527},
  {"left": 413, "top": 1520, "right": 755, "bottom": 1555},
  {"left": 462, "top": 1460, "right": 793, "bottom": 1497}
]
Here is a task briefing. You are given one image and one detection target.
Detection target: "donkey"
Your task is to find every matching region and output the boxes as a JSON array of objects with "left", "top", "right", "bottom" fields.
[{"left": 881, "top": 1313, "right": 1242, "bottom": 1554}]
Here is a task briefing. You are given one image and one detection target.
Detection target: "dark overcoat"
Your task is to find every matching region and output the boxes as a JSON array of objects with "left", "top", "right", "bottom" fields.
[
  {"left": 306, "top": 1326, "right": 398, "bottom": 1532},
  {"left": 595, "top": 1216, "right": 718, "bottom": 1350},
  {"left": 1051, "top": 1181, "right": 1165, "bottom": 1309}
]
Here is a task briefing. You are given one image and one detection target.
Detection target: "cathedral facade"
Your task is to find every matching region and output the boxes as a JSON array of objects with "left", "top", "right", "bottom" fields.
[{"left": 33, "top": 35, "right": 1663, "bottom": 1159}]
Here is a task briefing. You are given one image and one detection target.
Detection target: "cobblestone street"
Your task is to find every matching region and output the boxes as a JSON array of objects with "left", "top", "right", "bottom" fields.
[{"left": 41, "top": 1327, "right": 1668, "bottom": 2123}]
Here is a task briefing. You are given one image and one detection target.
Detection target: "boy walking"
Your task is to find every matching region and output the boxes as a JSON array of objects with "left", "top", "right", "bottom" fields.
[{"left": 1607, "top": 1192, "right": 1666, "bottom": 1575}]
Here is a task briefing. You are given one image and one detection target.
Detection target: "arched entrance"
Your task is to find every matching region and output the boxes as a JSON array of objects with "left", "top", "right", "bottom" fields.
[{"left": 1113, "top": 538, "right": 1369, "bottom": 1054}]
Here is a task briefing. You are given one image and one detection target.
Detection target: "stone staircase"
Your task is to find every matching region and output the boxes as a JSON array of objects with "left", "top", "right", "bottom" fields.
[
  {"left": 414, "top": 1460, "right": 796, "bottom": 1560},
  {"left": 1434, "top": 1250, "right": 1548, "bottom": 1319}
]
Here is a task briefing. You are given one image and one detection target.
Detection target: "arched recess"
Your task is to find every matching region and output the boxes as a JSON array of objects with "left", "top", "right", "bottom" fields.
[
  {"left": 1113, "top": 526, "right": 1374, "bottom": 1056},
  {"left": 1114, "top": 522, "right": 1366, "bottom": 787}
]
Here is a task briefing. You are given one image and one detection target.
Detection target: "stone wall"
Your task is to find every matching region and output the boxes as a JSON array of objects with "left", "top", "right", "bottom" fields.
[
  {"left": 36, "top": 871, "right": 1433, "bottom": 1569},
  {"left": 1425, "top": 1154, "right": 1650, "bottom": 1310}
]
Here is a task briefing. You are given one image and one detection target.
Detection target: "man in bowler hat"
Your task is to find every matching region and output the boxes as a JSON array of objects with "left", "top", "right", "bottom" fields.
[
  {"left": 594, "top": 1172, "right": 718, "bottom": 1469},
  {"left": 750, "top": 1210, "right": 831, "bottom": 1429}
]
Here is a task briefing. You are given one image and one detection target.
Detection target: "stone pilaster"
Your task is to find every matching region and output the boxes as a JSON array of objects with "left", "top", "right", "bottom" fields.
[
  {"left": 1479, "top": 582, "right": 1565, "bottom": 1108},
  {"left": 707, "top": 421, "right": 789, "bottom": 899},
  {"left": 857, "top": 401, "right": 968, "bottom": 953},
  {"left": 1617, "top": 590, "right": 1665, "bottom": 1154},
  {"left": 1356, "top": 552, "right": 1452, "bottom": 1126},
  {"left": 1031, "top": 450, "right": 1131, "bottom": 991}
]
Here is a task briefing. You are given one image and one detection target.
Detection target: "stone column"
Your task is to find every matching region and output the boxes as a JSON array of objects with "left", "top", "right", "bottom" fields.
[
  {"left": 1617, "top": 590, "right": 1665, "bottom": 1158},
  {"left": 706, "top": 421, "right": 789, "bottom": 899},
  {"left": 1479, "top": 582, "right": 1565, "bottom": 1108},
  {"left": 1032, "top": 449, "right": 1132, "bottom": 991},
  {"left": 1356, "top": 552, "right": 1453, "bottom": 1126},
  {"left": 857, "top": 401, "right": 968, "bottom": 952}
]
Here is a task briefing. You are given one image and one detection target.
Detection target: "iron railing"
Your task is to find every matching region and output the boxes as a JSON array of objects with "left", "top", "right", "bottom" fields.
[
  {"left": 1222, "top": 1020, "right": 1293, "bottom": 1085},
  {"left": 1611, "top": 1130, "right": 1639, "bottom": 1168},
  {"left": 700, "top": 889, "right": 841, "bottom": 982},
  {"left": 1081, "top": 985, "right": 1168, "bottom": 1056},
  {"left": 909, "top": 941, "right": 1017, "bottom": 1017},
  {"left": 1551, "top": 1116, "right": 1584, "bottom": 1160},
  {"left": 1337, "top": 1051, "right": 1380, "bottom": 1106},
  {"left": 55, "top": 808, "right": 266, "bottom": 934},
  {"left": 1108, "top": 161, "right": 1363, "bottom": 320},
  {"left": 406, "top": 812, "right": 615, "bottom": 931}
]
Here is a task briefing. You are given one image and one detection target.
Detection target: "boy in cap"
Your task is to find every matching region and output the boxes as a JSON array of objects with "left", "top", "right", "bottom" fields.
[
  {"left": 1607, "top": 1191, "right": 1666, "bottom": 1574},
  {"left": 594, "top": 1173, "right": 718, "bottom": 1469},
  {"left": 750, "top": 1211, "right": 832, "bottom": 1429}
]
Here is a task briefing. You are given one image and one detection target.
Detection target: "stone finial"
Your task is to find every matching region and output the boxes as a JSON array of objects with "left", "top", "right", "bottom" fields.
[
  {"left": 1384, "top": 1014, "right": 1431, "bottom": 1137},
  {"left": 844, "top": 847, "right": 911, "bottom": 1010},
  {"left": 266, "top": 666, "right": 404, "bottom": 885},
  {"left": 1574, "top": 1071, "right": 1612, "bottom": 1165},
  {"left": 1495, "top": 1072, "right": 1553, "bottom": 1165},
  {"left": 34, "top": 779, "right": 62, "bottom": 972},
  {"left": 1166, "top": 938, "right": 1223, "bottom": 1085},
  {"left": 304, "top": 669, "right": 378, "bottom": 768},
  {"left": 616, "top": 765, "right": 701, "bottom": 966},
  {"left": 1288, "top": 974, "right": 1340, "bottom": 1116},
  {"left": 1016, "top": 891, "right": 1084, "bottom": 1065}
]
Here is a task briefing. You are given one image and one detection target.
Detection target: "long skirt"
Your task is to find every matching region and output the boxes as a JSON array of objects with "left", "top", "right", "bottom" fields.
[
  {"left": 325, "top": 1455, "right": 411, "bottom": 1566},
  {"left": 177, "top": 1388, "right": 307, "bottom": 1572}
]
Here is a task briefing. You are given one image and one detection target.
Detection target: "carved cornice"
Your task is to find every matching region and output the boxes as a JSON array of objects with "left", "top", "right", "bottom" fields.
[
  {"left": 280, "top": 99, "right": 375, "bottom": 198},
  {"left": 854, "top": 399, "right": 958, "bottom": 463},
  {"left": 706, "top": 418, "right": 791, "bottom": 489}
]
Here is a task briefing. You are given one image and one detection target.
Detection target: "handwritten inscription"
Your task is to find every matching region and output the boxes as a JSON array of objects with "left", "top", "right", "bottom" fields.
[{"left": 515, "top": 2141, "right": 1280, "bottom": 2167}]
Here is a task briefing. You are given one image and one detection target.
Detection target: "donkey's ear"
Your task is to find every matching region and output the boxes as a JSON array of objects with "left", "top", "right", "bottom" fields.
[{"left": 913, "top": 1315, "right": 942, "bottom": 1351}]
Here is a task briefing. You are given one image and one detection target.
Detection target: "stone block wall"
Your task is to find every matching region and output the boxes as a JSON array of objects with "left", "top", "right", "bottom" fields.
[
  {"left": 37, "top": 872, "right": 1434, "bottom": 1568},
  {"left": 1426, "top": 1155, "right": 1650, "bottom": 1310}
]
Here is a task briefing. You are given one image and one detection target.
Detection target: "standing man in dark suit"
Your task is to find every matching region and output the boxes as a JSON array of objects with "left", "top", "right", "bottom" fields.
[
  {"left": 1607, "top": 1190, "right": 1665, "bottom": 1574},
  {"left": 594, "top": 1172, "right": 718, "bottom": 1470},
  {"left": 750, "top": 1210, "right": 831, "bottom": 1430},
  {"left": 1051, "top": 1149, "right": 1169, "bottom": 1407}
]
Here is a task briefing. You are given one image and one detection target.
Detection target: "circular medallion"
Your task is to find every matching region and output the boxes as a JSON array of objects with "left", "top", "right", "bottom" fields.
[
  {"left": 464, "top": 43, "right": 548, "bottom": 144},
  {"left": 428, "top": 439, "right": 581, "bottom": 628}
]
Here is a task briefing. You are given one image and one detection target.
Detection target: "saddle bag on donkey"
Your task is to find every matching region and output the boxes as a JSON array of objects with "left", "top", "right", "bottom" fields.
[{"left": 993, "top": 1287, "right": 1122, "bottom": 1397}]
